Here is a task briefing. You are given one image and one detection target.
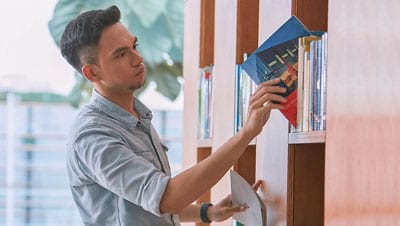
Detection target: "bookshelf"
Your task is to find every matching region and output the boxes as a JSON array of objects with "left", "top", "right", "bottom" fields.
[
  {"left": 183, "top": 0, "right": 400, "bottom": 225},
  {"left": 288, "top": 131, "right": 325, "bottom": 144},
  {"left": 183, "top": 1, "right": 259, "bottom": 226},
  {"left": 183, "top": 0, "right": 214, "bottom": 225},
  {"left": 324, "top": 0, "right": 400, "bottom": 225},
  {"left": 257, "top": 1, "right": 328, "bottom": 225}
]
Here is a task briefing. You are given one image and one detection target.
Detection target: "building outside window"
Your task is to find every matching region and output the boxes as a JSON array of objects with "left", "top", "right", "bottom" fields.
[{"left": 0, "top": 93, "right": 182, "bottom": 226}]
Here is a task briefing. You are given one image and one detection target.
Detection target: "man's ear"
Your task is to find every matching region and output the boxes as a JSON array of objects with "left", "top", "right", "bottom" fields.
[{"left": 81, "top": 64, "right": 100, "bottom": 82}]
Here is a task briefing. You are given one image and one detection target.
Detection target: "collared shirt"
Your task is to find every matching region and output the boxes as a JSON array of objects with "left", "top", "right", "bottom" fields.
[{"left": 66, "top": 90, "right": 180, "bottom": 226}]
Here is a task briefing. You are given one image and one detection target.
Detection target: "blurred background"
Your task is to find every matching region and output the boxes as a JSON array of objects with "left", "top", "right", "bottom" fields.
[{"left": 0, "top": 1, "right": 184, "bottom": 225}]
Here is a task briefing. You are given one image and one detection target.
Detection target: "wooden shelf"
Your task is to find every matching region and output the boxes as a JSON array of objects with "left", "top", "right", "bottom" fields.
[
  {"left": 197, "top": 138, "right": 213, "bottom": 148},
  {"left": 184, "top": 0, "right": 400, "bottom": 225},
  {"left": 289, "top": 131, "right": 326, "bottom": 144}
]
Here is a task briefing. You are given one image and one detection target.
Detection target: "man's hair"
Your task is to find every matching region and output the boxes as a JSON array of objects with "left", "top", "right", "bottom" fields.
[{"left": 60, "top": 5, "right": 121, "bottom": 72}]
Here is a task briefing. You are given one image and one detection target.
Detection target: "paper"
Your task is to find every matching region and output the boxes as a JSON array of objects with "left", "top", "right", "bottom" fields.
[{"left": 230, "top": 170, "right": 266, "bottom": 226}]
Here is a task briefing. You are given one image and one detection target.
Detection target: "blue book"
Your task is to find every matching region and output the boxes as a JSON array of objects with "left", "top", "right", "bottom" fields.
[{"left": 241, "top": 16, "right": 312, "bottom": 127}]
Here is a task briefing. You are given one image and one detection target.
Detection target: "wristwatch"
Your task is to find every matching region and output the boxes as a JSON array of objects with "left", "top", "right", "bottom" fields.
[{"left": 200, "top": 203, "right": 213, "bottom": 223}]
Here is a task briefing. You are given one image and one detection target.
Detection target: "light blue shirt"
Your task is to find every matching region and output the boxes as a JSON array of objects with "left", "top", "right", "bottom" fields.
[{"left": 66, "top": 90, "right": 180, "bottom": 226}]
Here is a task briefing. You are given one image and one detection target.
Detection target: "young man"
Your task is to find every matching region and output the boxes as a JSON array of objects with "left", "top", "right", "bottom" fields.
[{"left": 61, "top": 5, "right": 286, "bottom": 226}]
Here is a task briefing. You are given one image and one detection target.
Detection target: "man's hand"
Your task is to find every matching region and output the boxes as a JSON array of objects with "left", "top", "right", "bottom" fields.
[
  {"left": 206, "top": 195, "right": 247, "bottom": 222},
  {"left": 242, "top": 78, "right": 287, "bottom": 138},
  {"left": 207, "top": 180, "right": 264, "bottom": 222}
]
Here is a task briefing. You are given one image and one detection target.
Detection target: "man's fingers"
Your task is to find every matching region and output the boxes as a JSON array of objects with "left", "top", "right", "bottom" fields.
[
  {"left": 252, "top": 180, "right": 263, "bottom": 191},
  {"left": 252, "top": 85, "right": 286, "bottom": 101},
  {"left": 221, "top": 195, "right": 233, "bottom": 206},
  {"left": 253, "top": 78, "right": 286, "bottom": 95},
  {"left": 250, "top": 93, "right": 286, "bottom": 110},
  {"left": 257, "top": 77, "right": 281, "bottom": 88},
  {"left": 224, "top": 204, "right": 249, "bottom": 214},
  {"left": 250, "top": 81, "right": 287, "bottom": 106}
]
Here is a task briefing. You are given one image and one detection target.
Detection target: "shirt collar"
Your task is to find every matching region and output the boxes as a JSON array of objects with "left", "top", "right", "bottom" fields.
[{"left": 90, "top": 89, "right": 153, "bottom": 129}]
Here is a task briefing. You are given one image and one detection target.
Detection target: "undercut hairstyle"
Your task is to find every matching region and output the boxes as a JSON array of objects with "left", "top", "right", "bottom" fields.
[{"left": 60, "top": 5, "right": 121, "bottom": 72}]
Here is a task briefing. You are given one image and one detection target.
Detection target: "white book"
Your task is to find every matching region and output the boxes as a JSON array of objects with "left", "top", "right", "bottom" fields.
[
  {"left": 296, "top": 37, "right": 305, "bottom": 132},
  {"left": 230, "top": 170, "right": 266, "bottom": 226}
]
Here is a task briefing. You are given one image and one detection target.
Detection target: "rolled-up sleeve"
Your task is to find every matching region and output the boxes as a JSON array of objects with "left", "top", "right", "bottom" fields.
[{"left": 73, "top": 124, "right": 170, "bottom": 216}]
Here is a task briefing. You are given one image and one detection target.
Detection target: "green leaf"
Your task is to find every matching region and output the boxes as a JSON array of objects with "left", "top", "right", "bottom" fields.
[
  {"left": 168, "top": 45, "right": 183, "bottom": 62},
  {"left": 48, "top": 0, "right": 85, "bottom": 46},
  {"left": 125, "top": 11, "right": 173, "bottom": 65},
  {"left": 151, "top": 63, "right": 181, "bottom": 100},
  {"left": 126, "top": 0, "right": 167, "bottom": 27},
  {"left": 165, "top": 0, "right": 184, "bottom": 48},
  {"left": 48, "top": 0, "right": 119, "bottom": 46}
]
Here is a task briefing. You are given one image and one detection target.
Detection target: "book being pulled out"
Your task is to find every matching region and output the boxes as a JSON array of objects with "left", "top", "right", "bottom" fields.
[
  {"left": 241, "top": 16, "right": 312, "bottom": 127},
  {"left": 230, "top": 170, "right": 266, "bottom": 226}
]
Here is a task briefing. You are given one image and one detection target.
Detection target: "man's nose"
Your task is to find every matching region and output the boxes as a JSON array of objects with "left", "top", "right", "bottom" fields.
[{"left": 130, "top": 49, "right": 144, "bottom": 66}]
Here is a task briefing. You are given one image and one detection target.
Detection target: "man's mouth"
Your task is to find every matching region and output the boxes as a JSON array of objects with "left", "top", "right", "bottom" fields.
[{"left": 135, "top": 63, "right": 145, "bottom": 76}]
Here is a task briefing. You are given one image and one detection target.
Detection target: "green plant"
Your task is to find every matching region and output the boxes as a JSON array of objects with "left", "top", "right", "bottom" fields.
[{"left": 48, "top": 0, "right": 183, "bottom": 107}]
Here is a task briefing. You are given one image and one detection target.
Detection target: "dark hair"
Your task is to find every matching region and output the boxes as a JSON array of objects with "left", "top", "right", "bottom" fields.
[{"left": 60, "top": 5, "right": 121, "bottom": 72}]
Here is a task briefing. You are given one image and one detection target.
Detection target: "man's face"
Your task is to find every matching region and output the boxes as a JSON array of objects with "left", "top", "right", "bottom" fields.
[{"left": 95, "top": 23, "right": 146, "bottom": 94}]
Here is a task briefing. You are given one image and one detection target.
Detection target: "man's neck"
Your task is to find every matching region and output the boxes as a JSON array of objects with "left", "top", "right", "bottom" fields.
[{"left": 94, "top": 88, "right": 139, "bottom": 118}]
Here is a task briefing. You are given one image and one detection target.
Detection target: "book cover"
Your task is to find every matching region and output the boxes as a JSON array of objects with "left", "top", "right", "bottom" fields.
[{"left": 241, "top": 16, "right": 312, "bottom": 127}]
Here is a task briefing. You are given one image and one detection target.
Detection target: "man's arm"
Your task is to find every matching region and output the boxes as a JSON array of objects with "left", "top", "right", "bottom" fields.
[
  {"left": 160, "top": 78, "right": 286, "bottom": 214},
  {"left": 179, "top": 204, "right": 201, "bottom": 222},
  {"left": 179, "top": 194, "right": 253, "bottom": 223}
]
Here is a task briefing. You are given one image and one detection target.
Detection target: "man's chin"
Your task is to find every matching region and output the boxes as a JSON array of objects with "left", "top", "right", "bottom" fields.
[{"left": 129, "top": 80, "right": 146, "bottom": 92}]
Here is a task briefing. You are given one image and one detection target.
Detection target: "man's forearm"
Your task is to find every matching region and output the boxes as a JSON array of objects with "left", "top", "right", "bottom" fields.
[
  {"left": 160, "top": 79, "right": 286, "bottom": 214},
  {"left": 160, "top": 129, "right": 252, "bottom": 213},
  {"left": 179, "top": 204, "right": 201, "bottom": 222}
]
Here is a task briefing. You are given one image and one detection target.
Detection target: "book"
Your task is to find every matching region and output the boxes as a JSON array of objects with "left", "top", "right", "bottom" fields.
[
  {"left": 241, "top": 16, "right": 312, "bottom": 127},
  {"left": 298, "top": 35, "right": 321, "bottom": 132},
  {"left": 197, "top": 65, "right": 213, "bottom": 139},
  {"left": 234, "top": 54, "right": 257, "bottom": 133},
  {"left": 320, "top": 32, "right": 328, "bottom": 131},
  {"left": 314, "top": 39, "right": 323, "bottom": 130},
  {"left": 230, "top": 170, "right": 266, "bottom": 226}
]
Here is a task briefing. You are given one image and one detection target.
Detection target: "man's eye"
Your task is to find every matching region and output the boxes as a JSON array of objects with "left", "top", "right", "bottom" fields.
[
  {"left": 133, "top": 43, "right": 139, "bottom": 50},
  {"left": 118, "top": 52, "right": 125, "bottom": 58}
]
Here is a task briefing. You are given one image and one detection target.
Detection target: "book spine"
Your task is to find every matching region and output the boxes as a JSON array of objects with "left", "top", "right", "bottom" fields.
[
  {"left": 234, "top": 65, "right": 241, "bottom": 133},
  {"left": 314, "top": 39, "right": 322, "bottom": 130},
  {"left": 308, "top": 40, "right": 316, "bottom": 131},
  {"left": 303, "top": 50, "right": 310, "bottom": 132},
  {"left": 197, "top": 68, "right": 204, "bottom": 139},
  {"left": 296, "top": 37, "right": 305, "bottom": 132},
  {"left": 197, "top": 66, "right": 213, "bottom": 139},
  {"left": 320, "top": 32, "right": 328, "bottom": 130},
  {"left": 207, "top": 66, "right": 213, "bottom": 138}
]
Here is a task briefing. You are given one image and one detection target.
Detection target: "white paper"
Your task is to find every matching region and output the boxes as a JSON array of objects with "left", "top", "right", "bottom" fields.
[{"left": 230, "top": 170, "right": 266, "bottom": 226}]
